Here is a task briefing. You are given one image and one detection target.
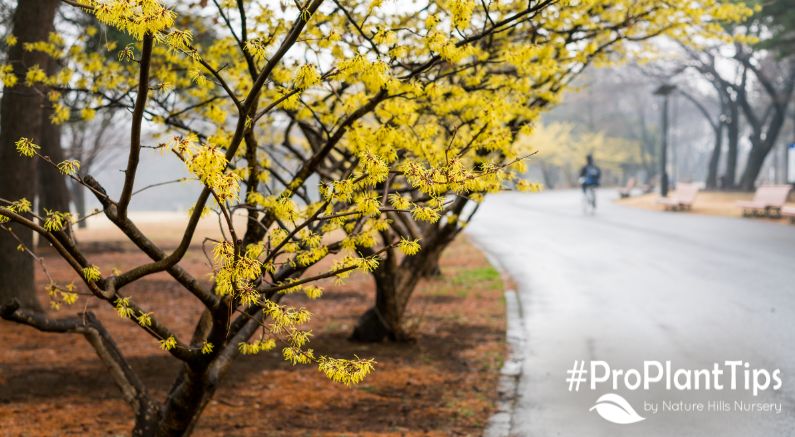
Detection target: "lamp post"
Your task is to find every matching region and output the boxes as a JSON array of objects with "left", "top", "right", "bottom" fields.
[{"left": 654, "top": 83, "right": 677, "bottom": 197}]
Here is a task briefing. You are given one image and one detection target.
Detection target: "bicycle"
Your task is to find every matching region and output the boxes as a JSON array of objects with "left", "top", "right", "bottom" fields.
[{"left": 581, "top": 183, "right": 597, "bottom": 215}]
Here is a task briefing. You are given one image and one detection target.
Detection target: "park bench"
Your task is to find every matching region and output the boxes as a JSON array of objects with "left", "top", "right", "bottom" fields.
[
  {"left": 618, "top": 177, "right": 636, "bottom": 198},
  {"left": 656, "top": 183, "right": 700, "bottom": 211},
  {"left": 736, "top": 185, "right": 792, "bottom": 218},
  {"left": 782, "top": 206, "right": 795, "bottom": 223}
]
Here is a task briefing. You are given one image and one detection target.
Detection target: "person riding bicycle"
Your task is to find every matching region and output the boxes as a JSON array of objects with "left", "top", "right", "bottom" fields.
[
  {"left": 579, "top": 155, "right": 601, "bottom": 211},
  {"left": 579, "top": 154, "right": 601, "bottom": 190}
]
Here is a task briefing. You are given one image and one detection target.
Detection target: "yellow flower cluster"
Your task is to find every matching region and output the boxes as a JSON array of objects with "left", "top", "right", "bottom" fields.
[
  {"left": 43, "top": 209, "right": 73, "bottom": 232},
  {"left": 87, "top": 0, "right": 175, "bottom": 40},
  {"left": 446, "top": 0, "right": 475, "bottom": 29},
  {"left": 137, "top": 312, "right": 153, "bottom": 327},
  {"left": 160, "top": 336, "right": 177, "bottom": 351},
  {"left": 398, "top": 238, "right": 421, "bottom": 256},
  {"left": 0, "top": 64, "right": 16, "bottom": 87},
  {"left": 212, "top": 242, "right": 262, "bottom": 301},
  {"left": 23, "top": 32, "right": 64, "bottom": 58},
  {"left": 114, "top": 296, "right": 135, "bottom": 318},
  {"left": 46, "top": 282, "right": 78, "bottom": 311},
  {"left": 294, "top": 64, "right": 320, "bottom": 90},
  {"left": 15, "top": 137, "right": 40, "bottom": 158},
  {"left": 57, "top": 159, "right": 81, "bottom": 176},
  {"left": 238, "top": 339, "right": 276, "bottom": 355},
  {"left": 171, "top": 136, "right": 240, "bottom": 202},
  {"left": 0, "top": 198, "right": 32, "bottom": 225},
  {"left": 262, "top": 300, "right": 312, "bottom": 333},
  {"left": 317, "top": 356, "right": 376, "bottom": 386}
]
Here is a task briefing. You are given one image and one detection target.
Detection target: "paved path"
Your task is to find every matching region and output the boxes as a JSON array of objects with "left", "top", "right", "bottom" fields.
[{"left": 467, "top": 190, "right": 795, "bottom": 437}]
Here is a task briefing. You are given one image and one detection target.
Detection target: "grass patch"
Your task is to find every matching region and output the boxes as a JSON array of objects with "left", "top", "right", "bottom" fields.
[
  {"left": 453, "top": 266, "right": 500, "bottom": 284},
  {"left": 451, "top": 266, "right": 502, "bottom": 297}
]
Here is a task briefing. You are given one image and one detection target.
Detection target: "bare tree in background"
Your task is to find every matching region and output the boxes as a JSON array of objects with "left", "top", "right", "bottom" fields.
[{"left": 63, "top": 111, "right": 123, "bottom": 228}]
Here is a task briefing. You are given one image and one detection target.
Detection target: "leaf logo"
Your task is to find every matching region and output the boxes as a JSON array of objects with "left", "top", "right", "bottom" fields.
[{"left": 589, "top": 393, "right": 646, "bottom": 424}]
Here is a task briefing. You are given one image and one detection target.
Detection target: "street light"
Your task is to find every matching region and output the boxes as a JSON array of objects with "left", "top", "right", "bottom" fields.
[{"left": 654, "top": 83, "right": 677, "bottom": 197}]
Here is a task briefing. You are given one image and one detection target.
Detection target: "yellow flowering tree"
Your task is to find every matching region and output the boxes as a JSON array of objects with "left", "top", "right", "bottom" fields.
[
  {"left": 0, "top": 0, "right": 750, "bottom": 434},
  {"left": 332, "top": 0, "right": 753, "bottom": 341},
  {"left": 517, "top": 122, "right": 641, "bottom": 188}
]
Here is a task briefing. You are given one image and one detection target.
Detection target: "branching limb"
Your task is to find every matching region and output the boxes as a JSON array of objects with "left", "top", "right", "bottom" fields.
[
  {"left": 0, "top": 301, "right": 157, "bottom": 420},
  {"left": 118, "top": 33, "right": 154, "bottom": 217}
]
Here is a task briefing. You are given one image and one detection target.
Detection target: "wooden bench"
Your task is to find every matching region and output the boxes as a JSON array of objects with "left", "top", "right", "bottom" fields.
[
  {"left": 782, "top": 206, "right": 795, "bottom": 223},
  {"left": 618, "top": 177, "right": 636, "bottom": 198},
  {"left": 736, "top": 185, "right": 792, "bottom": 218},
  {"left": 656, "top": 183, "right": 700, "bottom": 211}
]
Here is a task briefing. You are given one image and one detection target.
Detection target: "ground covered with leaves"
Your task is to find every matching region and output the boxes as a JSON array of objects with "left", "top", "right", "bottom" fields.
[{"left": 0, "top": 235, "right": 505, "bottom": 436}]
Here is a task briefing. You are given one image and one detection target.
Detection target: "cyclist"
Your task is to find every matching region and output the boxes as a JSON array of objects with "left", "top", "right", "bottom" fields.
[{"left": 579, "top": 154, "right": 601, "bottom": 212}]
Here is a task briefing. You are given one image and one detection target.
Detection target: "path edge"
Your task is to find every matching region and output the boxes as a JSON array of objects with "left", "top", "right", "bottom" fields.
[{"left": 480, "top": 249, "right": 525, "bottom": 437}]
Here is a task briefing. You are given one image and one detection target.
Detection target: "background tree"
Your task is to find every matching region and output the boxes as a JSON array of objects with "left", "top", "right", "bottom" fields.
[
  {"left": 677, "top": 84, "right": 728, "bottom": 189},
  {"left": 664, "top": 0, "right": 795, "bottom": 190},
  {"left": 63, "top": 110, "right": 124, "bottom": 228},
  {"left": 343, "top": 0, "right": 752, "bottom": 342},
  {"left": 0, "top": 0, "right": 60, "bottom": 311},
  {"left": 546, "top": 68, "right": 662, "bottom": 186},
  {"left": 521, "top": 123, "right": 640, "bottom": 187}
]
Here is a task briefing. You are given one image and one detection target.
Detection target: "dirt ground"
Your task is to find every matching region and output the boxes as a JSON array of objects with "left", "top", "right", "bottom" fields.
[
  {"left": 0, "top": 230, "right": 506, "bottom": 436},
  {"left": 615, "top": 190, "right": 795, "bottom": 224}
]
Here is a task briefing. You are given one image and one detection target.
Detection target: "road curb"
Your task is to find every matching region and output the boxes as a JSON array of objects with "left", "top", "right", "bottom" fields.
[{"left": 480, "top": 250, "right": 525, "bottom": 437}]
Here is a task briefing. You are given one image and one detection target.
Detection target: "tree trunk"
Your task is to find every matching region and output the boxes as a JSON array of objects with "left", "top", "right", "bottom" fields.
[
  {"left": 351, "top": 226, "right": 455, "bottom": 342},
  {"left": 738, "top": 113, "right": 788, "bottom": 191},
  {"left": 420, "top": 253, "right": 443, "bottom": 278},
  {"left": 738, "top": 100, "right": 792, "bottom": 191},
  {"left": 351, "top": 269, "right": 411, "bottom": 342},
  {"left": 705, "top": 123, "right": 723, "bottom": 190},
  {"left": 70, "top": 180, "right": 88, "bottom": 229},
  {"left": 724, "top": 101, "right": 740, "bottom": 189},
  {"left": 739, "top": 144, "right": 767, "bottom": 192},
  {"left": 37, "top": 58, "right": 72, "bottom": 245},
  {"left": 152, "top": 364, "right": 218, "bottom": 436},
  {"left": 132, "top": 404, "right": 161, "bottom": 437},
  {"left": 0, "top": 0, "right": 60, "bottom": 311}
]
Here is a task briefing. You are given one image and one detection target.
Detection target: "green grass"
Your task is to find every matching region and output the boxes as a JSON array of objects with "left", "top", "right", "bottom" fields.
[
  {"left": 426, "top": 266, "right": 503, "bottom": 299},
  {"left": 451, "top": 266, "right": 502, "bottom": 297},
  {"left": 453, "top": 266, "right": 501, "bottom": 284}
]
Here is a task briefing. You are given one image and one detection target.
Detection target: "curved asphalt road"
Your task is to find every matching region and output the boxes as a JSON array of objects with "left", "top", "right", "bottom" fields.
[{"left": 467, "top": 190, "right": 795, "bottom": 437}]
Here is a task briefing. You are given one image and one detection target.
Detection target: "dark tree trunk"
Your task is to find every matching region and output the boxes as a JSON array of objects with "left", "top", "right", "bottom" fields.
[
  {"left": 422, "top": 261, "right": 442, "bottom": 278},
  {"left": 705, "top": 123, "right": 723, "bottom": 190},
  {"left": 152, "top": 365, "right": 218, "bottom": 436},
  {"left": 131, "top": 402, "right": 161, "bottom": 437},
  {"left": 738, "top": 118, "right": 788, "bottom": 191},
  {"left": 738, "top": 101, "right": 792, "bottom": 191},
  {"left": 0, "top": 0, "right": 60, "bottom": 311},
  {"left": 351, "top": 226, "right": 455, "bottom": 342},
  {"left": 351, "top": 269, "right": 412, "bottom": 342},
  {"left": 739, "top": 143, "right": 767, "bottom": 192},
  {"left": 724, "top": 102, "right": 740, "bottom": 189}
]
